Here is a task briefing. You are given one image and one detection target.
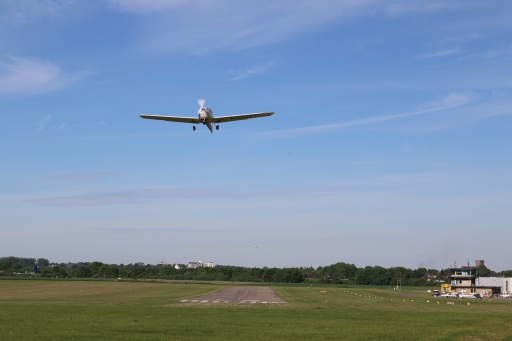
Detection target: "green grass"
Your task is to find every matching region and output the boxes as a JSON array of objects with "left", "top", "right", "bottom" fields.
[{"left": 1, "top": 280, "right": 511, "bottom": 340}]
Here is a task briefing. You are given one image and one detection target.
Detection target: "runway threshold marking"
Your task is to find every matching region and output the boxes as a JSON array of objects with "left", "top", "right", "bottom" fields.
[{"left": 180, "top": 300, "right": 283, "bottom": 304}]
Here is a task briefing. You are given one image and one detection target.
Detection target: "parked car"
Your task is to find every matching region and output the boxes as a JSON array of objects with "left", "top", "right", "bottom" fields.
[
  {"left": 502, "top": 293, "right": 511, "bottom": 298},
  {"left": 459, "top": 293, "right": 482, "bottom": 300},
  {"left": 441, "top": 292, "right": 459, "bottom": 298},
  {"left": 431, "top": 290, "right": 441, "bottom": 297}
]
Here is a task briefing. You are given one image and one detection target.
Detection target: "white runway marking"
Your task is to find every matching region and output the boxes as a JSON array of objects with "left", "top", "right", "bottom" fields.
[{"left": 180, "top": 299, "right": 286, "bottom": 304}]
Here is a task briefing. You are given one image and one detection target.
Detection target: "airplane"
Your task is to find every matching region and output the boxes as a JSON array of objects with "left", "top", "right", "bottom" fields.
[
  {"left": 140, "top": 98, "right": 274, "bottom": 133},
  {"left": 252, "top": 245, "right": 262, "bottom": 248}
]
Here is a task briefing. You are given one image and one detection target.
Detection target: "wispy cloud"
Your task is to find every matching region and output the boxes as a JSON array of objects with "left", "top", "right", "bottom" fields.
[
  {"left": 262, "top": 106, "right": 446, "bottom": 138},
  {"left": 47, "top": 172, "right": 120, "bottom": 182},
  {"left": 0, "top": 0, "right": 74, "bottom": 20},
  {"left": 262, "top": 92, "right": 512, "bottom": 138},
  {"left": 23, "top": 170, "right": 486, "bottom": 208},
  {"left": 90, "top": 227, "right": 234, "bottom": 234},
  {"left": 420, "top": 49, "right": 461, "bottom": 59},
  {"left": 0, "top": 56, "right": 88, "bottom": 96},
  {"left": 385, "top": 1, "right": 463, "bottom": 17},
  {"left": 53, "top": 123, "right": 66, "bottom": 133},
  {"left": 228, "top": 61, "right": 274, "bottom": 81},
  {"left": 418, "top": 92, "right": 474, "bottom": 110},
  {"left": 35, "top": 115, "right": 51, "bottom": 132},
  {"left": 108, "top": 0, "right": 186, "bottom": 13},
  {"left": 25, "top": 186, "right": 340, "bottom": 207},
  {"left": 115, "top": 0, "right": 386, "bottom": 55},
  {"left": 33, "top": 115, "right": 66, "bottom": 134}
]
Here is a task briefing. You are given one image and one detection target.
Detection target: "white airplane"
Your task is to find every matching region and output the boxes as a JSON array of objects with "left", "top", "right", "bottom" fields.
[
  {"left": 252, "top": 245, "right": 262, "bottom": 248},
  {"left": 140, "top": 98, "right": 274, "bottom": 133}
]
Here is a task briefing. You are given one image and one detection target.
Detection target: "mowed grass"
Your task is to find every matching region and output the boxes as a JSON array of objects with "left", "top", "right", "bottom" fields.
[{"left": 1, "top": 280, "right": 512, "bottom": 340}]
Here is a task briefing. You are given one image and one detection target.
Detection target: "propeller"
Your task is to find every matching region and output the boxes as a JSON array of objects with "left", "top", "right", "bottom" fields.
[{"left": 197, "top": 98, "right": 205, "bottom": 108}]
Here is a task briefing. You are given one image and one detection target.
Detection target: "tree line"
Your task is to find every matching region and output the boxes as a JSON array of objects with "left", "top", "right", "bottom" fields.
[{"left": 1, "top": 257, "right": 510, "bottom": 285}]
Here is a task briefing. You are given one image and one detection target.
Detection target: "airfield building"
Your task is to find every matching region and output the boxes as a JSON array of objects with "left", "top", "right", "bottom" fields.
[
  {"left": 475, "top": 277, "right": 512, "bottom": 296},
  {"left": 446, "top": 263, "right": 501, "bottom": 297}
]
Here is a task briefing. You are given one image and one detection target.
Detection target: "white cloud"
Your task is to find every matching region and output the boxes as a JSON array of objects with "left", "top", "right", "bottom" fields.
[
  {"left": 385, "top": 0, "right": 463, "bottom": 16},
  {"left": 228, "top": 61, "right": 274, "bottom": 81},
  {"left": 35, "top": 115, "right": 51, "bottom": 132},
  {"left": 418, "top": 92, "right": 473, "bottom": 110},
  {"left": 108, "top": 0, "right": 186, "bottom": 13},
  {"left": 0, "top": 56, "right": 87, "bottom": 96},
  {"left": 262, "top": 106, "right": 445, "bottom": 138},
  {"left": 47, "top": 172, "right": 120, "bottom": 182},
  {"left": 262, "top": 93, "right": 512, "bottom": 138},
  {"left": 53, "top": 123, "right": 66, "bottom": 133},
  {"left": 114, "top": 0, "right": 385, "bottom": 55},
  {"left": 420, "top": 49, "right": 461, "bottom": 59},
  {"left": 25, "top": 185, "right": 340, "bottom": 207},
  {"left": 0, "top": 0, "right": 78, "bottom": 21}
]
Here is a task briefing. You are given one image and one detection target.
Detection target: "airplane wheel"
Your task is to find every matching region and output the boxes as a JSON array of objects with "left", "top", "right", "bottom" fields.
[
  {"left": 216, "top": 125, "right": 219, "bottom": 130},
  {"left": 193, "top": 126, "right": 196, "bottom": 131}
]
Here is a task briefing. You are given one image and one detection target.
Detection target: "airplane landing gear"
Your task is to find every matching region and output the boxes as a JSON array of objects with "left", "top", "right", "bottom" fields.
[
  {"left": 216, "top": 125, "right": 219, "bottom": 130},
  {"left": 193, "top": 126, "right": 196, "bottom": 131}
]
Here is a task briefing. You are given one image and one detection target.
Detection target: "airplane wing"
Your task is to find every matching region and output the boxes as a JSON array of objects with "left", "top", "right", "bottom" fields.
[
  {"left": 212, "top": 112, "right": 274, "bottom": 123},
  {"left": 139, "top": 114, "right": 200, "bottom": 124}
]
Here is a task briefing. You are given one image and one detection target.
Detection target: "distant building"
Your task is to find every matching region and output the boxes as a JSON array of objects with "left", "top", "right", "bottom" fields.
[
  {"left": 187, "top": 261, "right": 214, "bottom": 269},
  {"left": 187, "top": 262, "right": 201, "bottom": 269},
  {"left": 445, "top": 261, "right": 501, "bottom": 297},
  {"left": 476, "top": 277, "right": 512, "bottom": 296},
  {"left": 475, "top": 260, "right": 485, "bottom": 267}
]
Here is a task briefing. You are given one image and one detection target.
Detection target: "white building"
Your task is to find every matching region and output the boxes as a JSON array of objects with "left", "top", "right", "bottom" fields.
[
  {"left": 187, "top": 261, "right": 214, "bottom": 268},
  {"left": 475, "top": 277, "right": 512, "bottom": 295}
]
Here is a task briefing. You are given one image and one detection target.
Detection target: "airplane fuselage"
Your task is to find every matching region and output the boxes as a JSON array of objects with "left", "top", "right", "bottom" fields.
[{"left": 198, "top": 107, "right": 215, "bottom": 132}]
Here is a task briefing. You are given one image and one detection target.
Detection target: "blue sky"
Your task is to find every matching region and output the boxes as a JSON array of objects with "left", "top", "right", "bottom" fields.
[{"left": 1, "top": 0, "right": 511, "bottom": 270}]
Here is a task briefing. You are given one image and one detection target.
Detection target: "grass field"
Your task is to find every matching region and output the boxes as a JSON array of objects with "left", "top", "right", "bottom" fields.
[{"left": 1, "top": 279, "right": 511, "bottom": 340}]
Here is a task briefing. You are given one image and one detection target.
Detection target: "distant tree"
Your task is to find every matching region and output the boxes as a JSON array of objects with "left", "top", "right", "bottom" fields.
[
  {"left": 0, "top": 257, "right": 36, "bottom": 267},
  {"left": 356, "top": 266, "right": 392, "bottom": 285},
  {"left": 411, "top": 268, "right": 427, "bottom": 279},
  {"left": 388, "top": 267, "right": 410, "bottom": 286},
  {"left": 36, "top": 258, "right": 50, "bottom": 267},
  {"left": 263, "top": 268, "right": 276, "bottom": 282},
  {"left": 74, "top": 267, "right": 92, "bottom": 278},
  {"left": 158, "top": 265, "right": 175, "bottom": 278},
  {"left": 478, "top": 264, "right": 492, "bottom": 277},
  {"left": 96, "top": 264, "right": 119, "bottom": 278},
  {"left": 500, "top": 270, "right": 512, "bottom": 277},
  {"left": 51, "top": 266, "right": 68, "bottom": 277},
  {"left": 89, "top": 262, "right": 104, "bottom": 276}
]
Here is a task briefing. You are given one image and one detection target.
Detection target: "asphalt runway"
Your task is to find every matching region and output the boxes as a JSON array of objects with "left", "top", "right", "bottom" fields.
[{"left": 180, "top": 286, "right": 288, "bottom": 304}]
